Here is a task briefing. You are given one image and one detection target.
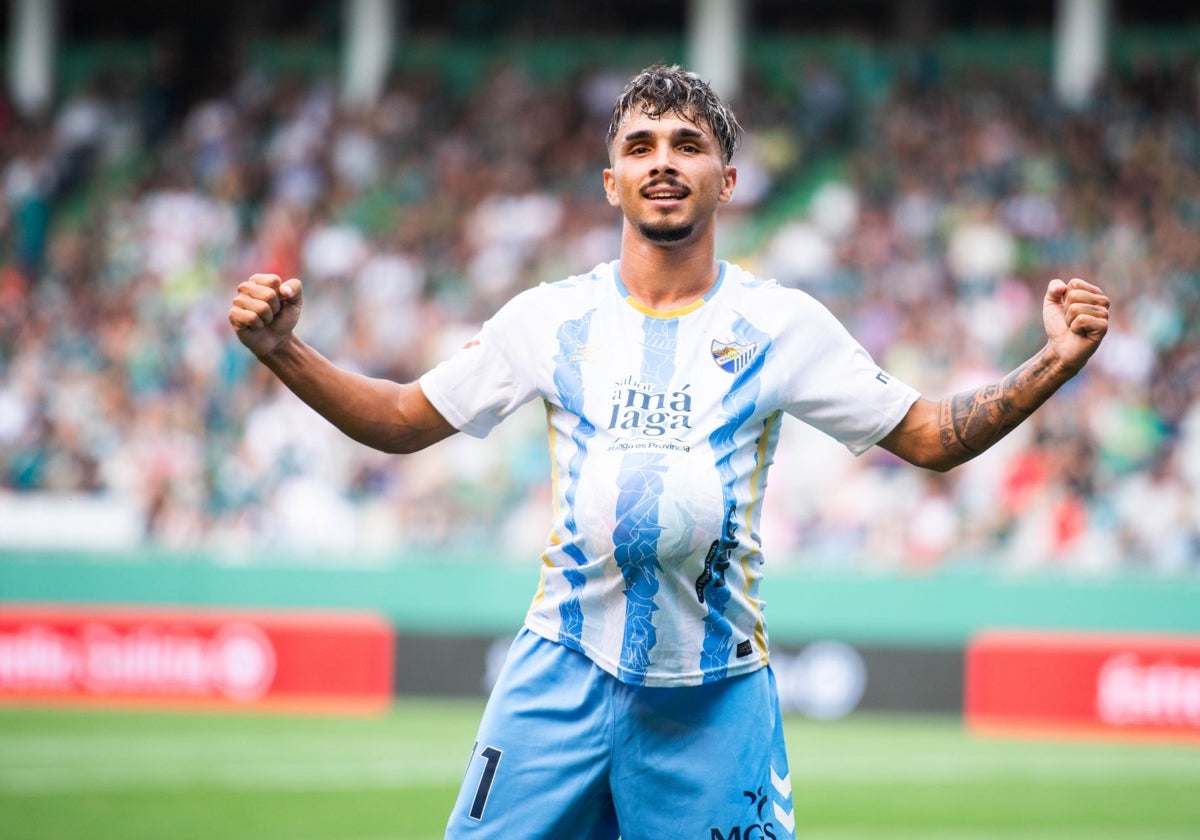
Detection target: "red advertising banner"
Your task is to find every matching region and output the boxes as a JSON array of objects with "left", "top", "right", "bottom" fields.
[
  {"left": 0, "top": 604, "right": 394, "bottom": 713},
  {"left": 965, "top": 630, "right": 1200, "bottom": 742}
]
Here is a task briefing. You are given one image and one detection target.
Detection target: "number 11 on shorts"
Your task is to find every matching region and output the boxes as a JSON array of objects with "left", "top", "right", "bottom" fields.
[{"left": 467, "top": 743, "right": 503, "bottom": 820}]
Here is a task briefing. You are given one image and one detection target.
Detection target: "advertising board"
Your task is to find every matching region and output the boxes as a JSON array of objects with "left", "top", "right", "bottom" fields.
[
  {"left": 0, "top": 604, "right": 394, "bottom": 713},
  {"left": 395, "top": 632, "right": 964, "bottom": 717},
  {"left": 966, "top": 630, "right": 1200, "bottom": 742}
]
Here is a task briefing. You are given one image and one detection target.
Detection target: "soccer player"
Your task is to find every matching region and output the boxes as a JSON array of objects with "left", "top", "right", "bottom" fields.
[{"left": 229, "top": 65, "right": 1110, "bottom": 839}]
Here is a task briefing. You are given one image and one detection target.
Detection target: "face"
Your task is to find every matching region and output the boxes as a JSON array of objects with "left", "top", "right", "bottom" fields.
[{"left": 603, "top": 108, "right": 737, "bottom": 245}]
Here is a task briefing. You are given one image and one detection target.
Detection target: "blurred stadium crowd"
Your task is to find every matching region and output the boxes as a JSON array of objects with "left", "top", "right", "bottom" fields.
[{"left": 1, "top": 39, "right": 1198, "bottom": 575}]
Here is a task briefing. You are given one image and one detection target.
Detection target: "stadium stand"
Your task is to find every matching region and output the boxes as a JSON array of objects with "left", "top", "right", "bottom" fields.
[{"left": 0, "top": 22, "right": 1198, "bottom": 577}]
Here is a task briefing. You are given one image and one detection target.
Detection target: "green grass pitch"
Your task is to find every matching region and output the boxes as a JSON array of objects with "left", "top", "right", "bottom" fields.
[{"left": 1, "top": 699, "right": 1198, "bottom": 840}]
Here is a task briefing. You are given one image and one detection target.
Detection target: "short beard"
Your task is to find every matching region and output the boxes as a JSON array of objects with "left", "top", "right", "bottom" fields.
[{"left": 636, "top": 220, "right": 694, "bottom": 243}]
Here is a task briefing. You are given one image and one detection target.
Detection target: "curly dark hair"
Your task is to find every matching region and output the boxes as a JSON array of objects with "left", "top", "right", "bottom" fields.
[{"left": 606, "top": 64, "right": 743, "bottom": 165}]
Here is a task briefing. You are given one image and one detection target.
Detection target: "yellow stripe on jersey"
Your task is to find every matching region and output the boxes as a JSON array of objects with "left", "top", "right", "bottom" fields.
[
  {"left": 742, "top": 409, "right": 781, "bottom": 666},
  {"left": 532, "top": 401, "right": 560, "bottom": 609},
  {"left": 623, "top": 295, "right": 708, "bottom": 320}
]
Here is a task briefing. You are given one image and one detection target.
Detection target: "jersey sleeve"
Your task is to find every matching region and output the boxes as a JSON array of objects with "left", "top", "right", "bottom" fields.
[
  {"left": 779, "top": 294, "right": 921, "bottom": 455},
  {"left": 418, "top": 292, "right": 542, "bottom": 439}
]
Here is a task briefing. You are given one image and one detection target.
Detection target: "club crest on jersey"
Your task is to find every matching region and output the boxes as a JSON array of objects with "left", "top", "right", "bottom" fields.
[{"left": 712, "top": 339, "right": 758, "bottom": 374}]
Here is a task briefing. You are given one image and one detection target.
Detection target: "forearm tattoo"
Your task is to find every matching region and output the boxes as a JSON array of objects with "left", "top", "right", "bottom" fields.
[{"left": 937, "top": 349, "right": 1061, "bottom": 461}]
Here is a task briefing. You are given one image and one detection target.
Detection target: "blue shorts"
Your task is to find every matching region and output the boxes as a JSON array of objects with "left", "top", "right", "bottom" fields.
[{"left": 445, "top": 628, "right": 795, "bottom": 840}]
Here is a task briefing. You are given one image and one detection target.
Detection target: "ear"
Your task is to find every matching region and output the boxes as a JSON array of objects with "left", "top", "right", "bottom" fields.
[
  {"left": 718, "top": 165, "right": 737, "bottom": 204},
  {"left": 602, "top": 168, "right": 620, "bottom": 207}
]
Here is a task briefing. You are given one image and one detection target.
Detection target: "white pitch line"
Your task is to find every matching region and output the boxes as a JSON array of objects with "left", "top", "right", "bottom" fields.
[{"left": 0, "top": 756, "right": 469, "bottom": 794}]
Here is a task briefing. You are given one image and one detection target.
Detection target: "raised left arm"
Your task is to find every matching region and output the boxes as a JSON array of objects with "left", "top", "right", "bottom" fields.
[{"left": 878, "top": 277, "right": 1110, "bottom": 471}]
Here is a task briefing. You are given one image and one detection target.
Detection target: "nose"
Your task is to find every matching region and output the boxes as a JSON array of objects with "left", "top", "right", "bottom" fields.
[{"left": 649, "top": 143, "right": 677, "bottom": 175}]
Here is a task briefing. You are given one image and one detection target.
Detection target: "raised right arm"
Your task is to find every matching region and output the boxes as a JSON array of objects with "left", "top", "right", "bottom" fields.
[{"left": 228, "top": 274, "right": 456, "bottom": 454}]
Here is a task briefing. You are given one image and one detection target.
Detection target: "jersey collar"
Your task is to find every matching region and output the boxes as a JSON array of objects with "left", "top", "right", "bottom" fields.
[{"left": 613, "top": 261, "right": 727, "bottom": 319}]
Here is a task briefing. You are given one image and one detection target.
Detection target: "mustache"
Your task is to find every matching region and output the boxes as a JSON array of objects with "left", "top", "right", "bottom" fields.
[{"left": 641, "top": 178, "right": 689, "bottom": 195}]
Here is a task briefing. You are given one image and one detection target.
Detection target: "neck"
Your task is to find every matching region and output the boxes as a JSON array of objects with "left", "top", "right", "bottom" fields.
[{"left": 618, "top": 227, "right": 719, "bottom": 312}]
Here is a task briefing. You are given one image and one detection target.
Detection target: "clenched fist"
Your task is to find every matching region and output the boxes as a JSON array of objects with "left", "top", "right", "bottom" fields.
[
  {"left": 1043, "top": 277, "right": 1110, "bottom": 374},
  {"left": 229, "top": 274, "right": 303, "bottom": 358}
]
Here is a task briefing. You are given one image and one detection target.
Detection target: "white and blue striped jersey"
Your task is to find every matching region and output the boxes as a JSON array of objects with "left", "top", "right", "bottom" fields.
[{"left": 420, "top": 261, "right": 920, "bottom": 687}]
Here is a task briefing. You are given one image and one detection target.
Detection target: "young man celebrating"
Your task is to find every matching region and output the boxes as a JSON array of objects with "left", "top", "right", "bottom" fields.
[{"left": 229, "top": 65, "right": 1110, "bottom": 839}]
